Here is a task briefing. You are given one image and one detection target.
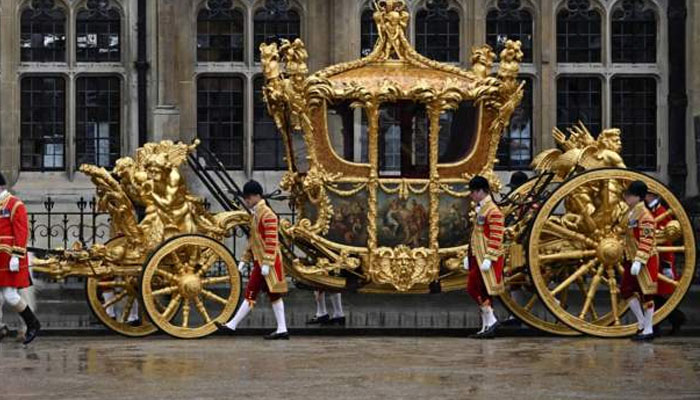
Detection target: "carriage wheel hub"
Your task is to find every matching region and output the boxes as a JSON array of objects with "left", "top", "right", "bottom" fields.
[
  {"left": 596, "top": 237, "right": 623, "bottom": 266},
  {"left": 179, "top": 274, "right": 202, "bottom": 299}
]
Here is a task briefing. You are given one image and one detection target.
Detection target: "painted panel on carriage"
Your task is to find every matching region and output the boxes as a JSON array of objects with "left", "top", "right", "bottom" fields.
[
  {"left": 376, "top": 191, "right": 429, "bottom": 248},
  {"left": 438, "top": 186, "right": 473, "bottom": 248},
  {"left": 326, "top": 185, "right": 369, "bottom": 247}
]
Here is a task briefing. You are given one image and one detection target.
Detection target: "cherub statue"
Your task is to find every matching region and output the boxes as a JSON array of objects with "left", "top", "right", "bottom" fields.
[{"left": 470, "top": 45, "right": 496, "bottom": 80}]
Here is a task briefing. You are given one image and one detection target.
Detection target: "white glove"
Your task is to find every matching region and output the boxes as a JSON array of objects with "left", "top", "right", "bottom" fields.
[
  {"left": 630, "top": 261, "right": 642, "bottom": 276},
  {"left": 237, "top": 261, "right": 247, "bottom": 273},
  {"left": 662, "top": 268, "right": 674, "bottom": 279},
  {"left": 462, "top": 257, "right": 469, "bottom": 271},
  {"left": 9, "top": 257, "right": 19, "bottom": 272},
  {"left": 480, "top": 259, "right": 492, "bottom": 272},
  {"left": 261, "top": 264, "right": 271, "bottom": 276}
]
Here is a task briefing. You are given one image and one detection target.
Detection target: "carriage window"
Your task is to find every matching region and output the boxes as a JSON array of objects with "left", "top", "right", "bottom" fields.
[
  {"left": 291, "top": 129, "right": 309, "bottom": 173},
  {"left": 379, "top": 102, "right": 429, "bottom": 178},
  {"left": 327, "top": 102, "right": 368, "bottom": 164},
  {"left": 438, "top": 101, "right": 478, "bottom": 164}
]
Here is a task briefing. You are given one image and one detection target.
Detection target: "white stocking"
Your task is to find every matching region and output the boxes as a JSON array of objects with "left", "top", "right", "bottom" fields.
[
  {"left": 628, "top": 297, "right": 645, "bottom": 330},
  {"left": 272, "top": 300, "right": 288, "bottom": 334},
  {"left": 642, "top": 303, "right": 655, "bottom": 335},
  {"left": 103, "top": 291, "right": 116, "bottom": 318},
  {"left": 128, "top": 299, "right": 139, "bottom": 322},
  {"left": 481, "top": 305, "right": 498, "bottom": 328},
  {"left": 329, "top": 293, "right": 344, "bottom": 318},
  {"left": 226, "top": 301, "right": 251, "bottom": 330},
  {"left": 315, "top": 291, "right": 327, "bottom": 317}
]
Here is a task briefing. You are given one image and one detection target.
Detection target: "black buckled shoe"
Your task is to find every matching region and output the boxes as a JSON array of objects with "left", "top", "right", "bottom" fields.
[
  {"left": 631, "top": 333, "right": 654, "bottom": 342},
  {"left": 0, "top": 325, "right": 9, "bottom": 342},
  {"left": 474, "top": 321, "right": 500, "bottom": 339},
  {"left": 306, "top": 314, "right": 330, "bottom": 325},
  {"left": 214, "top": 321, "right": 238, "bottom": 335},
  {"left": 322, "top": 316, "right": 346, "bottom": 326},
  {"left": 264, "top": 331, "right": 290, "bottom": 340}
]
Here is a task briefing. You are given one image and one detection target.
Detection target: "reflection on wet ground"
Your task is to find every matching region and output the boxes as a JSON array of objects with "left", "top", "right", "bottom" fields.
[{"left": 1, "top": 336, "right": 699, "bottom": 400}]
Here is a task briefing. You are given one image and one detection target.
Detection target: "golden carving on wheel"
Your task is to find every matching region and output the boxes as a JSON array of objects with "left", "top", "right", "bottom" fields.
[{"left": 30, "top": 0, "right": 694, "bottom": 339}]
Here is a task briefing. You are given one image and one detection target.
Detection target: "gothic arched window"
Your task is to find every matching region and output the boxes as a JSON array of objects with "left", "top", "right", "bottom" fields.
[
  {"left": 21, "top": 76, "right": 66, "bottom": 171},
  {"left": 20, "top": 0, "right": 67, "bottom": 62},
  {"left": 361, "top": 8, "right": 379, "bottom": 57},
  {"left": 197, "top": 0, "right": 245, "bottom": 62},
  {"left": 557, "top": 0, "right": 601, "bottom": 63},
  {"left": 415, "top": 0, "right": 460, "bottom": 63},
  {"left": 76, "top": 76, "right": 121, "bottom": 168},
  {"left": 76, "top": 0, "right": 121, "bottom": 63},
  {"left": 253, "top": 0, "right": 301, "bottom": 62},
  {"left": 612, "top": 76, "right": 657, "bottom": 169},
  {"left": 497, "top": 77, "right": 533, "bottom": 168},
  {"left": 612, "top": 0, "right": 657, "bottom": 63},
  {"left": 556, "top": 76, "right": 602, "bottom": 135},
  {"left": 486, "top": 0, "right": 533, "bottom": 63},
  {"left": 253, "top": 76, "right": 286, "bottom": 170},
  {"left": 196, "top": 76, "right": 245, "bottom": 169}
]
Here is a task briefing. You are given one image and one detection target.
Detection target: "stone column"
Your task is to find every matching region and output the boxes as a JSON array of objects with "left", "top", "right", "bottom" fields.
[
  {"left": 539, "top": 0, "right": 556, "bottom": 150},
  {"left": 152, "top": 0, "right": 181, "bottom": 141},
  {"left": 0, "top": 0, "right": 20, "bottom": 185},
  {"left": 667, "top": 0, "right": 688, "bottom": 197},
  {"left": 330, "top": 0, "right": 360, "bottom": 64},
  {"left": 306, "top": 0, "right": 331, "bottom": 72}
]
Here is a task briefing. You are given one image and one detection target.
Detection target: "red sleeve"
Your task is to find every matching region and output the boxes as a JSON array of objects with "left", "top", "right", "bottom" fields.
[
  {"left": 486, "top": 208, "right": 504, "bottom": 259},
  {"left": 259, "top": 210, "right": 278, "bottom": 265},
  {"left": 11, "top": 200, "right": 29, "bottom": 256}
]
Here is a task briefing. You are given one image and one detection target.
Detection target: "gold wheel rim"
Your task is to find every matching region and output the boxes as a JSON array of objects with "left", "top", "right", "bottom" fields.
[
  {"left": 86, "top": 276, "right": 157, "bottom": 337},
  {"left": 141, "top": 234, "right": 241, "bottom": 339},
  {"left": 528, "top": 169, "right": 696, "bottom": 337},
  {"left": 85, "top": 236, "right": 156, "bottom": 337}
]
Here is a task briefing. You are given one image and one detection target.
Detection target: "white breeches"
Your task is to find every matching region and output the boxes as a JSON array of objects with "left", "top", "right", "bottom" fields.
[{"left": 1, "top": 287, "right": 25, "bottom": 311}]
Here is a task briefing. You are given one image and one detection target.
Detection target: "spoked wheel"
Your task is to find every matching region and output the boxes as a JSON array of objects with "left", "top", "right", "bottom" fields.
[
  {"left": 528, "top": 168, "right": 696, "bottom": 337},
  {"left": 85, "top": 237, "right": 157, "bottom": 337},
  {"left": 141, "top": 234, "right": 241, "bottom": 339},
  {"left": 498, "top": 176, "right": 579, "bottom": 336}
]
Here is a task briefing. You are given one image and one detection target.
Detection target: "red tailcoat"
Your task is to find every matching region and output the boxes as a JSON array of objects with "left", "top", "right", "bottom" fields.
[
  {"left": 241, "top": 201, "right": 287, "bottom": 300},
  {"left": 0, "top": 194, "right": 31, "bottom": 288},
  {"left": 467, "top": 196, "right": 505, "bottom": 303},
  {"left": 621, "top": 202, "right": 658, "bottom": 299},
  {"left": 649, "top": 201, "right": 675, "bottom": 296}
]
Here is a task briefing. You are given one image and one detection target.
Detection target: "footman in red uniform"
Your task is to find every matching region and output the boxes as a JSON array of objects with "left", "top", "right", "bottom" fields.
[
  {"left": 645, "top": 191, "right": 685, "bottom": 335},
  {"left": 216, "top": 180, "right": 289, "bottom": 340},
  {"left": 463, "top": 176, "right": 505, "bottom": 339},
  {"left": 621, "top": 180, "right": 658, "bottom": 342},
  {"left": 0, "top": 172, "right": 40, "bottom": 345}
]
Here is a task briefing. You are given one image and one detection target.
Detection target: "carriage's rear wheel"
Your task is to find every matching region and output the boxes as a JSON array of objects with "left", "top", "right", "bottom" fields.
[
  {"left": 498, "top": 177, "right": 579, "bottom": 336},
  {"left": 141, "top": 234, "right": 242, "bottom": 339},
  {"left": 527, "top": 168, "right": 696, "bottom": 337},
  {"left": 85, "top": 237, "right": 157, "bottom": 337}
]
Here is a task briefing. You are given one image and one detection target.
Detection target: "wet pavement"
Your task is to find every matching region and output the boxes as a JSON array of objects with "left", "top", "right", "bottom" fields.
[{"left": 1, "top": 336, "right": 699, "bottom": 400}]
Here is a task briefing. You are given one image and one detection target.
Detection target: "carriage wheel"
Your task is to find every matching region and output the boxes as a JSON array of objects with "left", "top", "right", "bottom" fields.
[
  {"left": 141, "top": 234, "right": 241, "bottom": 339},
  {"left": 497, "top": 177, "right": 579, "bottom": 336},
  {"left": 527, "top": 168, "right": 696, "bottom": 337},
  {"left": 85, "top": 237, "right": 157, "bottom": 337}
]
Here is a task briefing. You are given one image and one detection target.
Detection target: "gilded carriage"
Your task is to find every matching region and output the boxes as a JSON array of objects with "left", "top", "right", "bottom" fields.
[{"left": 34, "top": 0, "right": 695, "bottom": 338}]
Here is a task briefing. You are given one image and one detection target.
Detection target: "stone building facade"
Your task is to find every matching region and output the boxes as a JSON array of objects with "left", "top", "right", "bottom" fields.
[{"left": 0, "top": 0, "right": 698, "bottom": 212}]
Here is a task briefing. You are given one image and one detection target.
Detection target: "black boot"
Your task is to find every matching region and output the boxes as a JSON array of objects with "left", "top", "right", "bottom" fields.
[
  {"left": 668, "top": 309, "right": 686, "bottom": 336},
  {"left": 19, "top": 306, "right": 40, "bottom": 345}
]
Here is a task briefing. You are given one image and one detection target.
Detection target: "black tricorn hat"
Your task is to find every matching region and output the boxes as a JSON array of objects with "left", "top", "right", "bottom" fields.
[
  {"left": 625, "top": 180, "right": 648, "bottom": 198},
  {"left": 0, "top": 172, "right": 6, "bottom": 186},
  {"left": 468, "top": 175, "right": 490, "bottom": 192},
  {"left": 507, "top": 171, "right": 528, "bottom": 188},
  {"left": 242, "top": 180, "right": 264, "bottom": 197}
]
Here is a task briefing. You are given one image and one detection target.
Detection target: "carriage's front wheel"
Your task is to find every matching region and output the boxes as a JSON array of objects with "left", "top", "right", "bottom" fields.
[
  {"left": 528, "top": 168, "right": 696, "bottom": 337},
  {"left": 85, "top": 236, "right": 157, "bottom": 337},
  {"left": 141, "top": 234, "right": 242, "bottom": 339}
]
